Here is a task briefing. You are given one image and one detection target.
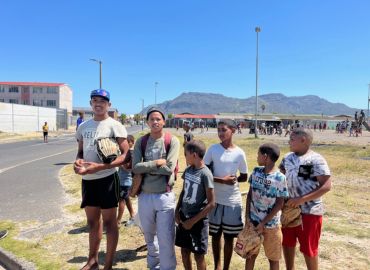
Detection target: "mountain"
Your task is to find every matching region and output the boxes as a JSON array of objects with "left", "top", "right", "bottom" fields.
[{"left": 142, "top": 92, "right": 361, "bottom": 116}]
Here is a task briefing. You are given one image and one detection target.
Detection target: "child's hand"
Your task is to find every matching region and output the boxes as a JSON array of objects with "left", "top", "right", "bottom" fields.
[
  {"left": 74, "top": 159, "right": 85, "bottom": 174},
  {"left": 79, "top": 162, "right": 101, "bottom": 175},
  {"left": 286, "top": 197, "right": 303, "bottom": 208},
  {"left": 155, "top": 159, "right": 167, "bottom": 167},
  {"left": 224, "top": 175, "right": 237, "bottom": 185},
  {"left": 255, "top": 223, "right": 264, "bottom": 235},
  {"left": 181, "top": 219, "right": 195, "bottom": 230}
]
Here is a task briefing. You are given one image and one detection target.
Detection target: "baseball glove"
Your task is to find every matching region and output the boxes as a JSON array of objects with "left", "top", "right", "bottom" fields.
[
  {"left": 95, "top": 137, "right": 121, "bottom": 164},
  {"left": 234, "top": 221, "right": 264, "bottom": 259},
  {"left": 281, "top": 203, "right": 301, "bottom": 228}
]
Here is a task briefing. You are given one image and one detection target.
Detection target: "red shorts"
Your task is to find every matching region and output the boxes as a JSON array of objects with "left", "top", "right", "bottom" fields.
[{"left": 282, "top": 214, "right": 322, "bottom": 257}]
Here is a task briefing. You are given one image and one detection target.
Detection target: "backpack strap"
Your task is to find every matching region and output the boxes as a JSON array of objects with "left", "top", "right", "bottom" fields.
[
  {"left": 140, "top": 133, "right": 151, "bottom": 160},
  {"left": 164, "top": 132, "right": 172, "bottom": 154}
]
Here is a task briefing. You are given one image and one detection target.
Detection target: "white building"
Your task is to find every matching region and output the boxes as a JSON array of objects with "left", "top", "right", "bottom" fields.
[{"left": 0, "top": 82, "right": 73, "bottom": 114}]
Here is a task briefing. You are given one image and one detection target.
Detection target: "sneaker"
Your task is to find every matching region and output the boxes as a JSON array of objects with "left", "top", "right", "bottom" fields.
[
  {"left": 125, "top": 218, "right": 135, "bottom": 227},
  {"left": 0, "top": 230, "right": 8, "bottom": 240}
]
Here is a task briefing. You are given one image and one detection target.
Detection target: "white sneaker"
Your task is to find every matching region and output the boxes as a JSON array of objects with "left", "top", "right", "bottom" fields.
[{"left": 125, "top": 218, "right": 135, "bottom": 227}]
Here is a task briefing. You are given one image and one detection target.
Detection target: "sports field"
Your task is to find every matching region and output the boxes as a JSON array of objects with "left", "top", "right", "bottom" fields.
[{"left": 0, "top": 128, "right": 369, "bottom": 269}]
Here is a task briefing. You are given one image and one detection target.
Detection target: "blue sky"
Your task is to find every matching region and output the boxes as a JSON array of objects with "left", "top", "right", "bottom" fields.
[{"left": 1, "top": 0, "right": 369, "bottom": 114}]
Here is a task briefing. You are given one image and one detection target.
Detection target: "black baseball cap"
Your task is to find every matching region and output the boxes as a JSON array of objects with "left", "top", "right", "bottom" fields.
[{"left": 146, "top": 107, "right": 165, "bottom": 120}]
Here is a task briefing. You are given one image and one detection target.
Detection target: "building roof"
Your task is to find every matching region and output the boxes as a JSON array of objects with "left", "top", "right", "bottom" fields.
[
  {"left": 0, "top": 82, "right": 66, "bottom": 87},
  {"left": 73, "top": 107, "right": 118, "bottom": 113},
  {"left": 174, "top": 113, "right": 216, "bottom": 119}
]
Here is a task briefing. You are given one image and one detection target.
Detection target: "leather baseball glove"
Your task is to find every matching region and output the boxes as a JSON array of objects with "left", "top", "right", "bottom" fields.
[
  {"left": 281, "top": 203, "right": 301, "bottom": 228},
  {"left": 234, "top": 221, "right": 264, "bottom": 258},
  {"left": 95, "top": 137, "right": 121, "bottom": 164}
]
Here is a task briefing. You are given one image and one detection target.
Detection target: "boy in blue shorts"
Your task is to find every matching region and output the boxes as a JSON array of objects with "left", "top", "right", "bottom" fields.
[
  {"left": 245, "top": 143, "right": 288, "bottom": 270},
  {"left": 175, "top": 140, "right": 215, "bottom": 270},
  {"left": 204, "top": 119, "right": 248, "bottom": 270},
  {"left": 117, "top": 135, "right": 136, "bottom": 227},
  {"left": 279, "top": 128, "right": 331, "bottom": 270},
  {"left": 75, "top": 89, "right": 129, "bottom": 270}
]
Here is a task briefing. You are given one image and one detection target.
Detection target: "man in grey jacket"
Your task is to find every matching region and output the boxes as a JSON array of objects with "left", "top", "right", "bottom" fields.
[{"left": 132, "top": 107, "right": 180, "bottom": 270}]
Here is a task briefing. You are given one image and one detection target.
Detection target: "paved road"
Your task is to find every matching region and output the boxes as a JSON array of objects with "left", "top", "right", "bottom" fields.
[{"left": 0, "top": 125, "right": 144, "bottom": 222}]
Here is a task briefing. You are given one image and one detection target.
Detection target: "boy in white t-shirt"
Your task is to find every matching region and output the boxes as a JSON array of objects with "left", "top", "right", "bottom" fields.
[{"left": 204, "top": 119, "right": 248, "bottom": 270}]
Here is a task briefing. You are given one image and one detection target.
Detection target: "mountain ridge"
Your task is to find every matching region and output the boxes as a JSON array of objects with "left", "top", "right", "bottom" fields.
[{"left": 143, "top": 92, "right": 361, "bottom": 116}]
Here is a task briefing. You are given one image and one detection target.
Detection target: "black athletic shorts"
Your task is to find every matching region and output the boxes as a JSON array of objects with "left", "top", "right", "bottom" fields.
[
  {"left": 175, "top": 212, "right": 209, "bottom": 254},
  {"left": 81, "top": 173, "right": 120, "bottom": 209}
]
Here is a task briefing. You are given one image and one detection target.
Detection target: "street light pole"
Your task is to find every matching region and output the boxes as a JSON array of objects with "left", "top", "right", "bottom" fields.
[
  {"left": 368, "top": 84, "right": 370, "bottom": 122},
  {"left": 254, "top": 26, "right": 261, "bottom": 138},
  {"left": 90, "top": 58, "right": 102, "bottom": 88},
  {"left": 154, "top": 82, "right": 159, "bottom": 105},
  {"left": 141, "top": 98, "right": 144, "bottom": 130}
]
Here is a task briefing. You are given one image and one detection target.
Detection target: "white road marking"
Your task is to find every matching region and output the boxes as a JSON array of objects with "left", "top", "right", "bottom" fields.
[{"left": 0, "top": 148, "right": 75, "bottom": 174}]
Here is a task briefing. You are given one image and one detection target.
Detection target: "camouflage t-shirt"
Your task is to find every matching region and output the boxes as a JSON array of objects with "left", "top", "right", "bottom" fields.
[{"left": 279, "top": 150, "right": 331, "bottom": 215}]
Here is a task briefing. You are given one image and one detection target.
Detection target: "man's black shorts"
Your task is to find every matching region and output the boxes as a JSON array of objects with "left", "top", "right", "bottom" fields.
[
  {"left": 81, "top": 173, "right": 120, "bottom": 209},
  {"left": 175, "top": 213, "right": 209, "bottom": 254}
]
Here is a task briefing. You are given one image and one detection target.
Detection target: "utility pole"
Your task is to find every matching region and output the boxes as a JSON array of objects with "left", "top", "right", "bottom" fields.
[
  {"left": 141, "top": 98, "right": 144, "bottom": 130},
  {"left": 89, "top": 58, "right": 102, "bottom": 88},
  {"left": 254, "top": 27, "right": 261, "bottom": 138},
  {"left": 154, "top": 82, "right": 159, "bottom": 105}
]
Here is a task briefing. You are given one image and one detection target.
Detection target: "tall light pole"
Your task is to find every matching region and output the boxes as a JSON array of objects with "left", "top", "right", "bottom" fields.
[
  {"left": 154, "top": 81, "right": 159, "bottom": 105},
  {"left": 90, "top": 58, "right": 102, "bottom": 88},
  {"left": 141, "top": 98, "right": 144, "bottom": 130},
  {"left": 254, "top": 26, "right": 261, "bottom": 138},
  {"left": 368, "top": 84, "right": 370, "bottom": 122}
]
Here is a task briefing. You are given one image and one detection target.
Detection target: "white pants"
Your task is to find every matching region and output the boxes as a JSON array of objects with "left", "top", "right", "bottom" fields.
[{"left": 138, "top": 192, "right": 176, "bottom": 270}]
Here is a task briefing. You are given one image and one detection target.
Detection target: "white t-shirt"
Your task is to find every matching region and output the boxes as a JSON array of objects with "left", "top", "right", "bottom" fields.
[
  {"left": 76, "top": 117, "right": 127, "bottom": 180},
  {"left": 204, "top": 144, "right": 248, "bottom": 206}
]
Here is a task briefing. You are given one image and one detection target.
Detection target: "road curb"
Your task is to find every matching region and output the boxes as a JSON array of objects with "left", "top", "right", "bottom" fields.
[{"left": 0, "top": 247, "right": 35, "bottom": 270}]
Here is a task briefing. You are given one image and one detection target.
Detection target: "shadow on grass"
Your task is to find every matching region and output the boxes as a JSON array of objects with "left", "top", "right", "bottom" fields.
[
  {"left": 67, "top": 249, "right": 146, "bottom": 268},
  {"left": 54, "top": 162, "right": 72, "bottom": 166},
  {"left": 68, "top": 226, "right": 88, "bottom": 234}
]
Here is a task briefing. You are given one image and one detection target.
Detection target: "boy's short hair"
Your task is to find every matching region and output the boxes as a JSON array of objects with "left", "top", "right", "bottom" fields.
[
  {"left": 291, "top": 127, "right": 313, "bottom": 144},
  {"left": 259, "top": 143, "right": 280, "bottom": 162},
  {"left": 127, "top": 134, "right": 135, "bottom": 144},
  {"left": 185, "top": 140, "right": 206, "bottom": 159},
  {"left": 218, "top": 119, "right": 237, "bottom": 129}
]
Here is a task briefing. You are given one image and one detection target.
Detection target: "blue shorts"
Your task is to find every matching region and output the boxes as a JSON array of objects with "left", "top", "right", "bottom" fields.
[
  {"left": 175, "top": 212, "right": 209, "bottom": 254},
  {"left": 209, "top": 203, "right": 244, "bottom": 237},
  {"left": 119, "top": 186, "right": 131, "bottom": 200}
]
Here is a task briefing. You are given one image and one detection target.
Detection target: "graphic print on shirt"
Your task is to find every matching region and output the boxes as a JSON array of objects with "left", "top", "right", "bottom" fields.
[{"left": 183, "top": 171, "right": 201, "bottom": 205}]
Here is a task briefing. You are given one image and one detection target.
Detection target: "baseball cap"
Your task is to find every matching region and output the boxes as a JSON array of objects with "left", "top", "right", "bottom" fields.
[
  {"left": 90, "top": 89, "right": 110, "bottom": 101},
  {"left": 146, "top": 107, "right": 165, "bottom": 120}
]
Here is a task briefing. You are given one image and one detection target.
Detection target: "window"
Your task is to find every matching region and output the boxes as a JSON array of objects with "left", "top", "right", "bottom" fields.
[
  {"left": 9, "top": 86, "right": 19, "bottom": 93},
  {"left": 21, "top": 87, "right": 30, "bottom": 94},
  {"left": 33, "top": 100, "right": 44, "bottom": 106},
  {"left": 22, "top": 100, "right": 30, "bottom": 105},
  {"left": 33, "top": 87, "right": 43, "bottom": 94},
  {"left": 9, "top": 99, "right": 18, "bottom": 104},
  {"left": 0, "top": 99, "right": 4, "bottom": 102},
  {"left": 46, "top": 100, "right": 56, "bottom": 107},
  {"left": 47, "top": 87, "right": 58, "bottom": 94},
  {"left": 0, "top": 87, "right": 5, "bottom": 93}
]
